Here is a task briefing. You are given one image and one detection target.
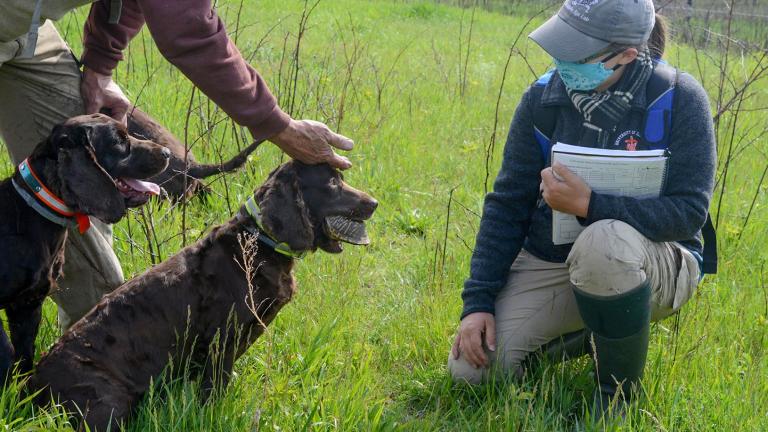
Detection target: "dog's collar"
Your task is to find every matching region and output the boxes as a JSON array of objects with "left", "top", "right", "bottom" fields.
[
  {"left": 14, "top": 159, "right": 90, "bottom": 234},
  {"left": 240, "top": 196, "right": 306, "bottom": 259}
]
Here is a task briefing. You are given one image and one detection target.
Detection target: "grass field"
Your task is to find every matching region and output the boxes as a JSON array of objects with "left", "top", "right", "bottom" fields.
[{"left": 1, "top": 0, "right": 768, "bottom": 430}]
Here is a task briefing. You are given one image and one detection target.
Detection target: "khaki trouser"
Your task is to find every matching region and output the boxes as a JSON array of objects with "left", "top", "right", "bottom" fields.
[
  {"left": 0, "top": 21, "right": 124, "bottom": 330},
  {"left": 449, "top": 219, "right": 701, "bottom": 384}
]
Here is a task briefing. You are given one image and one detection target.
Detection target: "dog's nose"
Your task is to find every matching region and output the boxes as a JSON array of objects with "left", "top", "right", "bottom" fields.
[
  {"left": 160, "top": 147, "right": 171, "bottom": 159},
  {"left": 367, "top": 199, "right": 378, "bottom": 212}
]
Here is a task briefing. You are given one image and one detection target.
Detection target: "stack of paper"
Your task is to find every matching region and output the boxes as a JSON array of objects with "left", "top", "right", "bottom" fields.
[{"left": 550, "top": 143, "right": 669, "bottom": 245}]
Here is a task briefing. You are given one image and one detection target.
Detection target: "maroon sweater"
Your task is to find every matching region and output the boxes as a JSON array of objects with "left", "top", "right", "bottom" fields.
[{"left": 81, "top": 0, "right": 290, "bottom": 142}]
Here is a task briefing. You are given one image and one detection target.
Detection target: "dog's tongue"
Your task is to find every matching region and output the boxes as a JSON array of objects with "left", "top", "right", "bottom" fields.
[{"left": 122, "top": 178, "right": 161, "bottom": 196}]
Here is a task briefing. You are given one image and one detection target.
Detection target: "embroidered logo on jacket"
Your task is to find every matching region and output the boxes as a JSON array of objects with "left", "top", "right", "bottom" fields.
[{"left": 614, "top": 130, "right": 641, "bottom": 151}]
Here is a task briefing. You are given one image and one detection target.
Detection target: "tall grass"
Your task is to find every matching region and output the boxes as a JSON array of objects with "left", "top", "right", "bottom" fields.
[{"left": 0, "top": 0, "right": 766, "bottom": 430}]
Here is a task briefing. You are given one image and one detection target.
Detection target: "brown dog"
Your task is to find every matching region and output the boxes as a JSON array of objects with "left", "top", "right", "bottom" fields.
[
  {"left": 0, "top": 113, "right": 169, "bottom": 382},
  {"left": 29, "top": 161, "right": 378, "bottom": 431},
  {"left": 127, "top": 108, "right": 262, "bottom": 200}
]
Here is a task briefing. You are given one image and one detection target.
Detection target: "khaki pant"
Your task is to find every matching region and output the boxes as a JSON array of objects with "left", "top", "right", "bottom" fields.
[
  {"left": 449, "top": 219, "right": 701, "bottom": 384},
  {"left": 0, "top": 21, "right": 124, "bottom": 330}
]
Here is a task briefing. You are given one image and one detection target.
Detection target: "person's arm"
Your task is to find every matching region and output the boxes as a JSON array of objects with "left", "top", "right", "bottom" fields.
[
  {"left": 80, "top": 0, "right": 352, "bottom": 169},
  {"left": 452, "top": 89, "right": 542, "bottom": 368},
  {"left": 80, "top": 1, "right": 145, "bottom": 124},
  {"left": 461, "top": 88, "right": 543, "bottom": 319},
  {"left": 579, "top": 73, "right": 716, "bottom": 241},
  {"left": 81, "top": 0, "right": 286, "bottom": 140},
  {"left": 81, "top": 0, "right": 145, "bottom": 76}
]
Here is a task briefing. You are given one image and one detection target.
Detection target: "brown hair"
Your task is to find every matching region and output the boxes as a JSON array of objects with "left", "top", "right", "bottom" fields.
[{"left": 647, "top": 13, "right": 668, "bottom": 59}]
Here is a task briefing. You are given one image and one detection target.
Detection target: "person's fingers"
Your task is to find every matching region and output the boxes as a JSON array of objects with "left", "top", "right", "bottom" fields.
[
  {"left": 327, "top": 152, "right": 353, "bottom": 170},
  {"left": 484, "top": 317, "right": 496, "bottom": 352},
  {"left": 451, "top": 334, "right": 461, "bottom": 360},
  {"left": 543, "top": 168, "right": 568, "bottom": 197},
  {"left": 540, "top": 168, "right": 555, "bottom": 188},
  {"left": 459, "top": 335, "right": 478, "bottom": 368},
  {"left": 110, "top": 103, "right": 129, "bottom": 127},
  {"left": 83, "top": 95, "right": 100, "bottom": 115},
  {"left": 552, "top": 162, "right": 577, "bottom": 183},
  {"left": 468, "top": 331, "right": 488, "bottom": 367},
  {"left": 116, "top": 113, "right": 128, "bottom": 127},
  {"left": 458, "top": 330, "right": 476, "bottom": 367},
  {"left": 327, "top": 131, "right": 354, "bottom": 151}
]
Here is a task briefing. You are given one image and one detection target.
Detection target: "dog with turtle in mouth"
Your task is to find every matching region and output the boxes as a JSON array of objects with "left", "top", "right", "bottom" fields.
[{"left": 28, "top": 159, "right": 378, "bottom": 432}]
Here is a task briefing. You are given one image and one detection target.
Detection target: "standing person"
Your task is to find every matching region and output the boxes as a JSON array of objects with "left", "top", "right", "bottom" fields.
[
  {"left": 0, "top": 0, "right": 353, "bottom": 330},
  {"left": 448, "top": 0, "right": 717, "bottom": 417}
]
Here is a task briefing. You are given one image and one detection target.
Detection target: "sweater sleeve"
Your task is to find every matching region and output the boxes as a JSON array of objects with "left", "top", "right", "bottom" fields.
[
  {"left": 81, "top": 0, "right": 291, "bottom": 142},
  {"left": 81, "top": 0, "right": 145, "bottom": 75},
  {"left": 460, "top": 88, "right": 544, "bottom": 319},
  {"left": 582, "top": 73, "right": 716, "bottom": 241}
]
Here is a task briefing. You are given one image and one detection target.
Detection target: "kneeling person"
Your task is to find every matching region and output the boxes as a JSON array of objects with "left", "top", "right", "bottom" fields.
[{"left": 448, "top": 0, "right": 716, "bottom": 417}]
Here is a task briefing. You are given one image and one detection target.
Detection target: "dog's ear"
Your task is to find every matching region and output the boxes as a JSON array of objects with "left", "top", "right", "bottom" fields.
[
  {"left": 31, "top": 124, "right": 70, "bottom": 159},
  {"left": 256, "top": 164, "right": 314, "bottom": 252},
  {"left": 57, "top": 127, "right": 126, "bottom": 224}
]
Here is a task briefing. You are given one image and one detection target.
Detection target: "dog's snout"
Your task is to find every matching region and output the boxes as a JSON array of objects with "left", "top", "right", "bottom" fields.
[
  {"left": 358, "top": 197, "right": 378, "bottom": 218},
  {"left": 119, "top": 137, "right": 170, "bottom": 179}
]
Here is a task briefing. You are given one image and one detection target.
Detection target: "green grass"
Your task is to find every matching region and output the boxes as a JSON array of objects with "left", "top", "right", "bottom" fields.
[{"left": 2, "top": 0, "right": 768, "bottom": 430}]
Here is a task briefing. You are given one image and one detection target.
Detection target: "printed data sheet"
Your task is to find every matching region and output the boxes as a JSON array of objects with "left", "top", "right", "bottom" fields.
[{"left": 550, "top": 143, "right": 668, "bottom": 245}]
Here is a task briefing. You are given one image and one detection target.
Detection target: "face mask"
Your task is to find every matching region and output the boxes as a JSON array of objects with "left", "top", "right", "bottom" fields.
[{"left": 554, "top": 53, "right": 622, "bottom": 91}]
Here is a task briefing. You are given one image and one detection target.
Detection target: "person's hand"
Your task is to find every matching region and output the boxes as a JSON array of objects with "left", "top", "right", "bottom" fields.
[
  {"left": 81, "top": 68, "right": 131, "bottom": 126},
  {"left": 269, "top": 119, "right": 353, "bottom": 170},
  {"left": 541, "top": 162, "right": 592, "bottom": 218},
  {"left": 451, "top": 312, "right": 496, "bottom": 368}
]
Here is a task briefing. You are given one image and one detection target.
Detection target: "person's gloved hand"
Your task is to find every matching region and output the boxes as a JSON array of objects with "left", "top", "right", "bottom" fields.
[
  {"left": 81, "top": 68, "right": 131, "bottom": 126},
  {"left": 269, "top": 119, "right": 354, "bottom": 170},
  {"left": 451, "top": 312, "right": 496, "bottom": 368}
]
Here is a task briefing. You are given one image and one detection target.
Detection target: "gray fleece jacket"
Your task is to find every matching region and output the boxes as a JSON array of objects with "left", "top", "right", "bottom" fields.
[{"left": 461, "top": 66, "right": 716, "bottom": 319}]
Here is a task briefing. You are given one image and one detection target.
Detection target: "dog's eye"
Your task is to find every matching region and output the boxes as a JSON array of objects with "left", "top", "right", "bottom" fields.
[
  {"left": 115, "top": 130, "right": 132, "bottom": 154},
  {"left": 121, "top": 140, "right": 131, "bottom": 155}
]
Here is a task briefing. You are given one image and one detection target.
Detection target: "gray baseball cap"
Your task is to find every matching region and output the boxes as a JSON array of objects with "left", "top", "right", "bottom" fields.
[{"left": 529, "top": 0, "right": 656, "bottom": 62}]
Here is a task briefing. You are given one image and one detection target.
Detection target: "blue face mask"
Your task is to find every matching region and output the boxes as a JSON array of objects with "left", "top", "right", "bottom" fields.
[{"left": 554, "top": 53, "right": 621, "bottom": 91}]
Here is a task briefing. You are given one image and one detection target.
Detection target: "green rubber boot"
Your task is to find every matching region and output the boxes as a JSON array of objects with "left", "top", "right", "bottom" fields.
[
  {"left": 573, "top": 280, "right": 652, "bottom": 419},
  {"left": 519, "top": 329, "right": 591, "bottom": 377},
  {"left": 541, "top": 329, "right": 591, "bottom": 362}
]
